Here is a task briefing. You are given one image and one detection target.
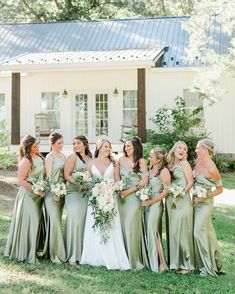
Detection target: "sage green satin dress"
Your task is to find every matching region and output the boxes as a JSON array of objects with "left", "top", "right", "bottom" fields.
[
  {"left": 193, "top": 176, "right": 224, "bottom": 276},
  {"left": 144, "top": 175, "right": 168, "bottom": 272},
  {"left": 43, "top": 154, "right": 66, "bottom": 263},
  {"left": 118, "top": 167, "right": 148, "bottom": 270},
  {"left": 165, "top": 164, "right": 195, "bottom": 271},
  {"left": 64, "top": 157, "right": 88, "bottom": 263},
  {"left": 4, "top": 156, "right": 45, "bottom": 264}
]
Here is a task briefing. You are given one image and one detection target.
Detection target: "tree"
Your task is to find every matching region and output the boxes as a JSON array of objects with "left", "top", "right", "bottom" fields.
[{"left": 183, "top": 0, "right": 235, "bottom": 104}]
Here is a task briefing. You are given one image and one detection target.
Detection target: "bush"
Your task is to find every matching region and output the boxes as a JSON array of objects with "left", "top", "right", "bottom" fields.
[
  {"left": 213, "top": 154, "right": 235, "bottom": 173},
  {"left": 0, "top": 131, "right": 10, "bottom": 148},
  {"left": 0, "top": 151, "right": 17, "bottom": 170},
  {"left": 147, "top": 96, "right": 208, "bottom": 163}
]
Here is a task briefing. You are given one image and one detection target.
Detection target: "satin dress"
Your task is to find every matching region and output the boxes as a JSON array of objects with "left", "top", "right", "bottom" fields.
[
  {"left": 118, "top": 166, "right": 148, "bottom": 270},
  {"left": 5, "top": 156, "right": 45, "bottom": 263},
  {"left": 144, "top": 175, "right": 168, "bottom": 272},
  {"left": 43, "top": 154, "right": 66, "bottom": 263},
  {"left": 165, "top": 164, "right": 195, "bottom": 271},
  {"left": 64, "top": 157, "right": 88, "bottom": 263},
  {"left": 193, "top": 176, "right": 224, "bottom": 276}
]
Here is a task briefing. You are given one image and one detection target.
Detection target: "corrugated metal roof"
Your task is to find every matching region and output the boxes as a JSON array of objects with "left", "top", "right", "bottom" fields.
[
  {"left": 2, "top": 48, "right": 165, "bottom": 67},
  {"left": 0, "top": 17, "right": 231, "bottom": 67}
]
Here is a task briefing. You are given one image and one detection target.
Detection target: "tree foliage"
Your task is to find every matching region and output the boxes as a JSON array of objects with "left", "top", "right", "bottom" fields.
[{"left": 0, "top": 0, "right": 196, "bottom": 23}]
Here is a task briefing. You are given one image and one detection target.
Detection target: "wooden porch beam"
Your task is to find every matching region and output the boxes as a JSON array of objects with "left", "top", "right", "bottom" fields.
[
  {"left": 11, "top": 73, "right": 21, "bottom": 145},
  {"left": 137, "top": 68, "right": 146, "bottom": 142}
]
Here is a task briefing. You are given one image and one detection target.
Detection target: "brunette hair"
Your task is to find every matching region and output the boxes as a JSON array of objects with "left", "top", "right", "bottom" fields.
[
  {"left": 198, "top": 138, "right": 215, "bottom": 157},
  {"left": 94, "top": 139, "right": 114, "bottom": 163},
  {"left": 151, "top": 147, "right": 167, "bottom": 175},
  {"left": 19, "top": 135, "right": 43, "bottom": 168},
  {"left": 48, "top": 132, "right": 63, "bottom": 145},
  {"left": 74, "top": 135, "right": 92, "bottom": 163},
  {"left": 123, "top": 136, "right": 143, "bottom": 173},
  {"left": 167, "top": 140, "right": 188, "bottom": 170}
]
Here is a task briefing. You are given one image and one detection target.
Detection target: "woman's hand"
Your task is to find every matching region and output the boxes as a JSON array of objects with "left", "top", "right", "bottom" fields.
[
  {"left": 120, "top": 189, "right": 130, "bottom": 199},
  {"left": 193, "top": 197, "right": 205, "bottom": 205},
  {"left": 38, "top": 191, "right": 45, "bottom": 198},
  {"left": 53, "top": 195, "right": 60, "bottom": 203},
  {"left": 142, "top": 199, "right": 153, "bottom": 207}
]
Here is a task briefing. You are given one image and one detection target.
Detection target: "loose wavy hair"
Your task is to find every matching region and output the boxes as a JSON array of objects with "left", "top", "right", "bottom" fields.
[
  {"left": 151, "top": 147, "right": 167, "bottom": 175},
  {"left": 94, "top": 139, "right": 114, "bottom": 163},
  {"left": 123, "top": 136, "right": 143, "bottom": 173},
  {"left": 74, "top": 135, "right": 92, "bottom": 163},
  {"left": 167, "top": 140, "right": 188, "bottom": 170}
]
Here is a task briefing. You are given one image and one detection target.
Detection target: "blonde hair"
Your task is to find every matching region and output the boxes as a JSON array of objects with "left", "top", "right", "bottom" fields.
[
  {"left": 151, "top": 147, "right": 167, "bottom": 175},
  {"left": 198, "top": 138, "right": 215, "bottom": 157},
  {"left": 167, "top": 141, "right": 188, "bottom": 170}
]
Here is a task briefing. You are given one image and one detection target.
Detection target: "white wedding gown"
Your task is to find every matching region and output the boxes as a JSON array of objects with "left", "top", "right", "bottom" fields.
[{"left": 80, "top": 163, "right": 130, "bottom": 270}]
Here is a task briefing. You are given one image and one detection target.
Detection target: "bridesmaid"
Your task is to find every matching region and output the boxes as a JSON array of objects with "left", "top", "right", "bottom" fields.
[
  {"left": 193, "top": 138, "right": 224, "bottom": 277},
  {"left": 5, "top": 135, "right": 45, "bottom": 263},
  {"left": 118, "top": 136, "right": 149, "bottom": 270},
  {"left": 142, "top": 147, "right": 170, "bottom": 273},
  {"left": 43, "top": 132, "right": 66, "bottom": 263},
  {"left": 64, "top": 135, "right": 92, "bottom": 268},
  {"left": 166, "top": 141, "right": 195, "bottom": 274}
]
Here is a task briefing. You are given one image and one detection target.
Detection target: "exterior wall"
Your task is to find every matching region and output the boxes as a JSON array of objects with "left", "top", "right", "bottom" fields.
[
  {"left": 20, "top": 69, "right": 137, "bottom": 144},
  {"left": 147, "top": 68, "right": 235, "bottom": 154},
  {"left": 0, "top": 74, "right": 11, "bottom": 133}
]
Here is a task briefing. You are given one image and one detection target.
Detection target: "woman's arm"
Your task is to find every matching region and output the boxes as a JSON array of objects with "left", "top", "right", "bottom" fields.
[
  {"left": 142, "top": 168, "right": 171, "bottom": 206},
  {"left": 45, "top": 153, "right": 53, "bottom": 179},
  {"left": 114, "top": 160, "right": 121, "bottom": 182},
  {"left": 18, "top": 157, "right": 32, "bottom": 190},
  {"left": 181, "top": 160, "right": 194, "bottom": 192},
  {"left": 64, "top": 154, "right": 76, "bottom": 184}
]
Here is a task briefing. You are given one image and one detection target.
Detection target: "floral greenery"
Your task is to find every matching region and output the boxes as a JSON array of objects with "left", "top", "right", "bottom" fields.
[
  {"left": 146, "top": 96, "right": 208, "bottom": 163},
  {"left": 0, "top": 151, "right": 17, "bottom": 170}
]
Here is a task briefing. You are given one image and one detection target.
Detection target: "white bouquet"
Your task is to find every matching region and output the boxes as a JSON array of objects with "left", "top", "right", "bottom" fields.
[
  {"left": 136, "top": 186, "right": 155, "bottom": 201},
  {"left": 168, "top": 183, "right": 185, "bottom": 208},
  {"left": 89, "top": 180, "right": 117, "bottom": 243},
  {"left": 73, "top": 170, "right": 92, "bottom": 190},
  {"left": 51, "top": 182, "right": 67, "bottom": 198},
  {"left": 191, "top": 185, "right": 208, "bottom": 199},
  {"left": 31, "top": 178, "right": 49, "bottom": 195}
]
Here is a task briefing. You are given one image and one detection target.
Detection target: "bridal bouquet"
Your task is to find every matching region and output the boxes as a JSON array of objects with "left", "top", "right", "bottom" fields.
[
  {"left": 50, "top": 182, "right": 68, "bottom": 199},
  {"left": 136, "top": 186, "right": 155, "bottom": 201},
  {"left": 168, "top": 183, "right": 185, "bottom": 208},
  {"left": 191, "top": 185, "right": 208, "bottom": 199},
  {"left": 89, "top": 180, "right": 118, "bottom": 243}
]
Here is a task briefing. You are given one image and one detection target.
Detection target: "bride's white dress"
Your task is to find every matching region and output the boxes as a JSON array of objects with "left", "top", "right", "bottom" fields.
[{"left": 80, "top": 163, "right": 130, "bottom": 270}]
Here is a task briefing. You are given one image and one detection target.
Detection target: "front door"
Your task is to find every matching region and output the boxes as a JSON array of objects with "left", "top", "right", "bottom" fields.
[{"left": 74, "top": 91, "right": 110, "bottom": 143}]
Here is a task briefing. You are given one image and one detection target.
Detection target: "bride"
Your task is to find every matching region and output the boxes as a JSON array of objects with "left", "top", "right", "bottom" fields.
[{"left": 80, "top": 139, "right": 130, "bottom": 270}]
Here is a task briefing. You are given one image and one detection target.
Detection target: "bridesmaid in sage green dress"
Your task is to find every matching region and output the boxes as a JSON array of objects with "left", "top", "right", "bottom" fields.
[
  {"left": 64, "top": 135, "right": 92, "bottom": 268},
  {"left": 166, "top": 141, "right": 195, "bottom": 274},
  {"left": 43, "top": 132, "right": 66, "bottom": 263},
  {"left": 5, "top": 135, "right": 45, "bottom": 263},
  {"left": 193, "top": 139, "right": 224, "bottom": 277},
  {"left": 118, "top": 136, "right": 149, "bottom": 270},
  {"left": 142, "top": 147, "right": 170, "bottom": 273}
]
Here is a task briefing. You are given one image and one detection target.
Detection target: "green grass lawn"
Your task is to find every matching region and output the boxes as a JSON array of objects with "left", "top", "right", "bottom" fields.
[
  {"left": 1, "top": 204, "right": 235, "bottom": 294},
  {"left": 221, "top": 173, "right": 235, "bottom": 189}
]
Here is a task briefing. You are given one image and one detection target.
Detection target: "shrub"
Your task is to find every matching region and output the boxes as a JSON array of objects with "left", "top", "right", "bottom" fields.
[
  {"left": 147, "top": 96, "right": 208, "bottom": 163},
  {"left": 0, "top": 131, "right": 10, "bottom": 148},
  {"left": 0, "top": 151, "right": 17, "bottom": 170}
]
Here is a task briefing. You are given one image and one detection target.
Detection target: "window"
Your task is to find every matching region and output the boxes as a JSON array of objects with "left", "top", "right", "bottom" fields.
[
  {"left": 183, "top": 89, "right": 204, "bottom": 118},
  {"left": 75, "top": 94, "right": 88, "bottom": 136},
  {"left": 41, "top": 92, "right": 60, "bottom": 129},
  {"left": 95, "top": 93, "right": 108, "bottom": 136},
  {"left": 0, "top": 93, "right": 6, "bottom": 130},
  {"left": 123, "top": 90, "right": 137, "bottom": 126}
]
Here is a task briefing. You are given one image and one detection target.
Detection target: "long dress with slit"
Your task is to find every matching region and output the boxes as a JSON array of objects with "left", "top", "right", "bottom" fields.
[
  {"left": 43, "top": 154, "right": 66, "bottom": 263},
  {"left": 144, "top": 174, "right": 168, "bottom": 272},
  {"left": 165, "top": 164, "right": 195, "bottom": 271},
  {"left": 80, "top": 163, "right": 130, "bottom": 270},
  {"left": 193, "top": 175, "right": 224, "bottom": 276},
  {"left": 64, "top": 157, "right": 88, "bottom": 263},
  {"left": 4, "top": 156, "right": 45, "bottom": 264},
  {"left": 118, "top": 166, "right": 149, "bottom": 270}
]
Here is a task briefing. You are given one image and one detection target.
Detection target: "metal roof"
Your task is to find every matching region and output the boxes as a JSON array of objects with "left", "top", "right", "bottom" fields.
[
  {"left": 2, "top": 48, "right": 165, "bottom": 69},
  {"left": 0, "top": 17, "right": 231, "bottom": 68}
]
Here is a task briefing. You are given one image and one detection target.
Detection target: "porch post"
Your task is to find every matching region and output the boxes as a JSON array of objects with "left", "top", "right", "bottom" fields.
[
  {"left": 137, "top": 68, "right": 146, "bottom": 143},
  {"left": 11, "top": 72, "right": 21, "bottom": 145}
]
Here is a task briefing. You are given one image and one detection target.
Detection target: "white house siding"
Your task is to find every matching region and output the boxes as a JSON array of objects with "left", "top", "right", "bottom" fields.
[
  {"left": 19, "top": 68, "right": 137, "bottom": 144},
  {"left": 147, "top": 68, "right": 235, "bottom": 154},
  {"left": 0, "top": 74, "right": 11, "bottom": 133}
]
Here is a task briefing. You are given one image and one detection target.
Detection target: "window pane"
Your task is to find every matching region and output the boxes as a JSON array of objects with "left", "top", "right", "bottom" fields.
[
  {"left": 123, "top": 90, "right": 137, "bottom": 126},
  {"left": 41, "top": 92, "right": 60, "bottom": 128},
  {"left": 75, "top": 94, "right": 88, "bottom": 136},
  {"left": 0, "top": 93, "right": 6, "bottom": 130}
]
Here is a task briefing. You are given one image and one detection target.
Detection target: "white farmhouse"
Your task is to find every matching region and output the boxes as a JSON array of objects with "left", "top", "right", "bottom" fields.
[{"left": 0, "top": 17, "right": 234, "bottom": 154}]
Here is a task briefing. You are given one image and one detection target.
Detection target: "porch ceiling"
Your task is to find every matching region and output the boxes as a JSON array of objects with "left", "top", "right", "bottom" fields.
[{"left": 0, "top": 47, "right": 166, "bottom": 70}]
